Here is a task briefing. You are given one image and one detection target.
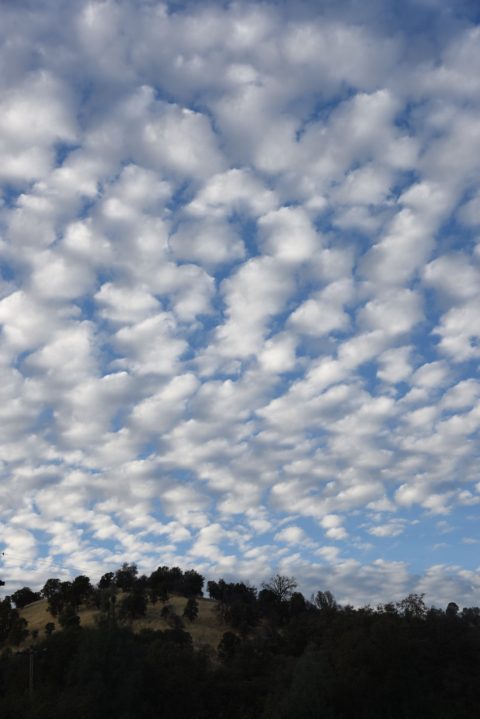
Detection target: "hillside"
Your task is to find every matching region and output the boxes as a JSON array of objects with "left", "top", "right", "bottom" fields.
[
  {"left": 1, "top": 574, "right": 479, "bottom": 718},
  {"left": 19, "top": 594, "right": 227, "bottom": 650}
]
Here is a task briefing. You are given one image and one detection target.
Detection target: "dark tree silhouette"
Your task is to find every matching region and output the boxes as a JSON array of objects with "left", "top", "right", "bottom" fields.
[
  {"left": 98, "top": 571, "right": 114, "bottom": 589},
  {"left": 262, "top": 574, "right": 297, "bottom": 602},
  {"left": 118, "top": 590, "right": 147, "bottom": 622},
  {"left": 11, "top": 586, "right": 41, "bottom": 608},
  {"left": 45, "top": 621, "right": 55, "bottom": 636},
  {"left": 114, "top": 563, "right": 138, "bottom": 591},
  {"left": 183, "top": 597, "right": 199, "bottom": 622}
]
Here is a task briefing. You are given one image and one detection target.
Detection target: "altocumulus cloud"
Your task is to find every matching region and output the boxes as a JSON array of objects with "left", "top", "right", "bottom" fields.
[{"left": 0, "top": 0, "right": 479, "bottom": 607}]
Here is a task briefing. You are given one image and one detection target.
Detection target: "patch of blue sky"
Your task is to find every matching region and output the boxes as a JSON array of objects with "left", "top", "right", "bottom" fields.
[
  {"left": 0, "top": 260, "right": 17, "bottom": 282},
  {"left": 87, "top": 333, "right": 126, "bottom": 379},
  {"left": 231, "top": 214, "right": 260, "bottom": 260},
  {"left": 137, "top": 441, "right": 161, "bottom": 460},
  {"left": 294, "top": 334, "right": 338, "bottom": 360},
  {"left": 31, "top": 531, "right": 55, "bottom": 556},
  {"left": 77, "top": 195, "right": 101, "bottom": 221},
  {"left": 409, "top": 302, "right": 444, "bottom": 359},
  {"left": 29, "top": 406, "right": 56, "bottom": 439},
  {"left": 294, "top": 91, "right": 356, "bottom": 143},
  {"left": 166, "top": 180, "right": 195, "bottom": 217},
  {"left": 319, "top": 216, "right": 382, "bottom": 257},
  {"left": 110, "top": 409, "right": 129, "bottom": 433},
  {"left": 0, "top": 183, "right": 25, "bottom": 208},
  {"left": 355, "top": 360, "right": 385, "bottom": 396},
  {"left": 389, "top": 168, "right": 420, "bottom": 197},
  {"left": 54, "top": 141, "right": 81, "bottom": 167}
]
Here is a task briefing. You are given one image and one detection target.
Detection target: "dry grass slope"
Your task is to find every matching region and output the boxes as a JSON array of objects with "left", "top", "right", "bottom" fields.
[{"left": 19, "top": 595, "right": 226, "bottom": 650}]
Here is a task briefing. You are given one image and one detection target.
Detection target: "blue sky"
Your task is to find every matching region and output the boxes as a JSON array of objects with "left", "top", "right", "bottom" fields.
[{"left": 0, "top": 0, "right": 479, "bottom": 607}]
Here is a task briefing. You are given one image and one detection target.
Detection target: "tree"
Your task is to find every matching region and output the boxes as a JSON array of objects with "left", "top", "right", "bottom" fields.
[
  {"left": 41, "top": 578, "right": 62, "bottom": 602},
  {"left": 160, "top": 604, "right": 184, "bottom": 629},
  {"left": 45, "top": 622, "right": 55, "bottom": 636},
  {"left": 207, "top": 580, "right": 222, "bottom": 600},
  {"left": 217, "top": 631, "right": 240, "bottom": 661},
  {"left": 0, "top": 597, "right": 29, "bottom": 645},
  {"left": 397, "top": 593, "right": 426, "bottom": 620},
  {"left": 446, "top": 601, "right": 459, "bottom": 618},
  {"left": 181, "top": 570, "right": 204, "bottom": 597},
  {"left": 71, "top": 575, "right": 93, "bottom": 607},
  {"left": 43, "top": 580, "right": 73, "bottom": 617},
  {"left": 118, "top": 591, "right": 147, "bottom": 622},
  {"left": 58, "top": 605, "right": 80, "bottom": 630},
  {"left": 183, "top": 598, "right": 199, "bottom": 622},
  {"left": 262, "top": 574, "right": 297, "bottom": 602},
  {"left": 149, "top": 565, "right": 182, "bottom": 595},
  {"left": 290, "top": 592, "right": 307, "bottom": 617},
  {"left": 149, "top": 584, "right": 169, "bottom": 604},
  {"left": 6, "top": 616, "right": 29, "bottom": 646},
  {"left": 114, "top": 563, "right": 138, "bottom": 591},
  {"left": 11, "top": 587, "right": 41, "bottom": 609},
  {"left": 313, "top": 590, "right": 338, "bottom": 613},
  {"left": 98, "top": 571, "right": 114, "bottom": 589}
]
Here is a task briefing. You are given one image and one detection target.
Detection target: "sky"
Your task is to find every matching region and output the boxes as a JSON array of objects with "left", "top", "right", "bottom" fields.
[{"left": 0, "top": 0, "right": 479, "bottom": 608}]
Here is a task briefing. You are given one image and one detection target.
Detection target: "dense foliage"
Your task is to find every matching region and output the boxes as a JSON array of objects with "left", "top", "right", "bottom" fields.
[{"left": 0, "top": 568, "right": 479, "bottom": 718}]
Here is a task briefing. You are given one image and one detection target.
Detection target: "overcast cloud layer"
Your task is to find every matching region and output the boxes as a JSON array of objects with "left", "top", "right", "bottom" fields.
[{"left": 0, "top": 0, "right": 479, "bottom": 607}]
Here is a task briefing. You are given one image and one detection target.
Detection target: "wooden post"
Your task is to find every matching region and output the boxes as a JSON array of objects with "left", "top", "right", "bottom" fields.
[{"left": 29, "top": 648, "right": 34, "bottom": 696}]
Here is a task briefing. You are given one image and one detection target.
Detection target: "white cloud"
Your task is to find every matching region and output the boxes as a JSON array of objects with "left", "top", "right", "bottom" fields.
[
  {"left": 0, "top": 0, "right": 478, "bottom": 607},
  {"left": 359, "top": 289, "right": 423, "bottom": 336},
  {"left": 169, "top": 217, "right": 245, "bottom": 268},
  {"left": 377, "top": 346, "right": 413, "bottom": 384},
  {"left": 274, "top": 526, "right": 307, "bottom": 544},
  {"left": 187, "top": 168, "right": 278, "bottom": 219},
  {"left": 434, "top": 301, "right": 480, "bottom": 362},
  {"left": 215, "top": 256, "right": 294, "bottom": 358},
  {"left": 423, "top": 252, "right": 480, "bottom": 302},
  {"left": 0, "top": 71, "right": 76, "bottom": 183},
  {"left": 258, "top": 206, "right": 321, "bottom": 264}
]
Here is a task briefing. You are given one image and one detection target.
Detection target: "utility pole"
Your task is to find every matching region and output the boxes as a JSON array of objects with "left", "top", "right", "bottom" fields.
[
  {"left": 29, "top": 648, "right": 34, "bottom": 697},
  {"left": 17, "top": 646, "right": 46, "bottom": 697}
]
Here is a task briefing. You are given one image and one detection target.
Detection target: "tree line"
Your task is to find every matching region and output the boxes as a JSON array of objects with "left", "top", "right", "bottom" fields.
[{"left": 0, "top": 568, "right": 480, "bottom": 717}]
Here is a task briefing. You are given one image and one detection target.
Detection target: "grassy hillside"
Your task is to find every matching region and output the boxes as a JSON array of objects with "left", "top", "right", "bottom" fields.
[{"left": 20, "top": 594, "right": 227, "bottom": 650}]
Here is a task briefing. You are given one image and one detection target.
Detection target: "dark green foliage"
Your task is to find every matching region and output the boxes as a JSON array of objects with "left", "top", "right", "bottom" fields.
[
  {"left": 41, "top": 578, "right": 62, "bottom": 602},
  {"left": 1, "top": 568, "right": 480, "bottom": 718},
  {"left": 446, "top": 601, "right": 459, "bottom": 617},
  {"left": 114, "top": 563, "right": 138, "bottom": 591},
  {"left": 147, "top": 565, "right": 203, "bottom": 599},
  {"left": 0, "top": 597, "right": 29, "bottom": 646},
  {"left": 6, "top": 616, "right": 29, "bottom": 646},
  {"left": 180, "top": 569, "right": 204, "bottom": 597},
  {"left": 11, "top": 587, "right": 41, "bottom": 609},
  {"left": 214, "top": 580, "right": 259, "bottom": 635},
  {"left": 45, "top": 622, "right": 55, "bottom": 636},
  {"left": 118, "top": 590, "right": 147, "bottom": 623},
  {"left": 183, "top": 597, "right": 199, "bottom": 622},
  {"left": 70, "top": 575, "right": 93, "bottom": 607},
  {"left": 207, "top": 580, "right": 221, "bottom": 599},
  {"left": 217, "top": 631, "right": 240, "bottom": 660},
  {"left": 41, "top": 579, "right": 78, "bottom": 618},
  {"left": 289, "top": 591, "right": 307, "bottom": 618},
  {"left": 58, "top": 605, "right": 81, "bottom": 630},
  {"left": 160, "top": 605, "right": 184, "bottom": 630},
  {"left": 98, "top": 572, "right": 114, "bottom": 589},
  {"left": 396, "top": 592, "right": 427, "bottom": 619}
]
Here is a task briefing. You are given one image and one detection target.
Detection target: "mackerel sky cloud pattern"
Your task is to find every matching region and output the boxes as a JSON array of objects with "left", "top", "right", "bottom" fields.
[{"left": 0, "top": 0, "right": 479, "bottom": 606}]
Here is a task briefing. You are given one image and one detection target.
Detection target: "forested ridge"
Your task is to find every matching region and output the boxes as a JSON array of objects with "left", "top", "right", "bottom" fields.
[{"left": 0, "top": 565, "right": 479, "bottom": 718}]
